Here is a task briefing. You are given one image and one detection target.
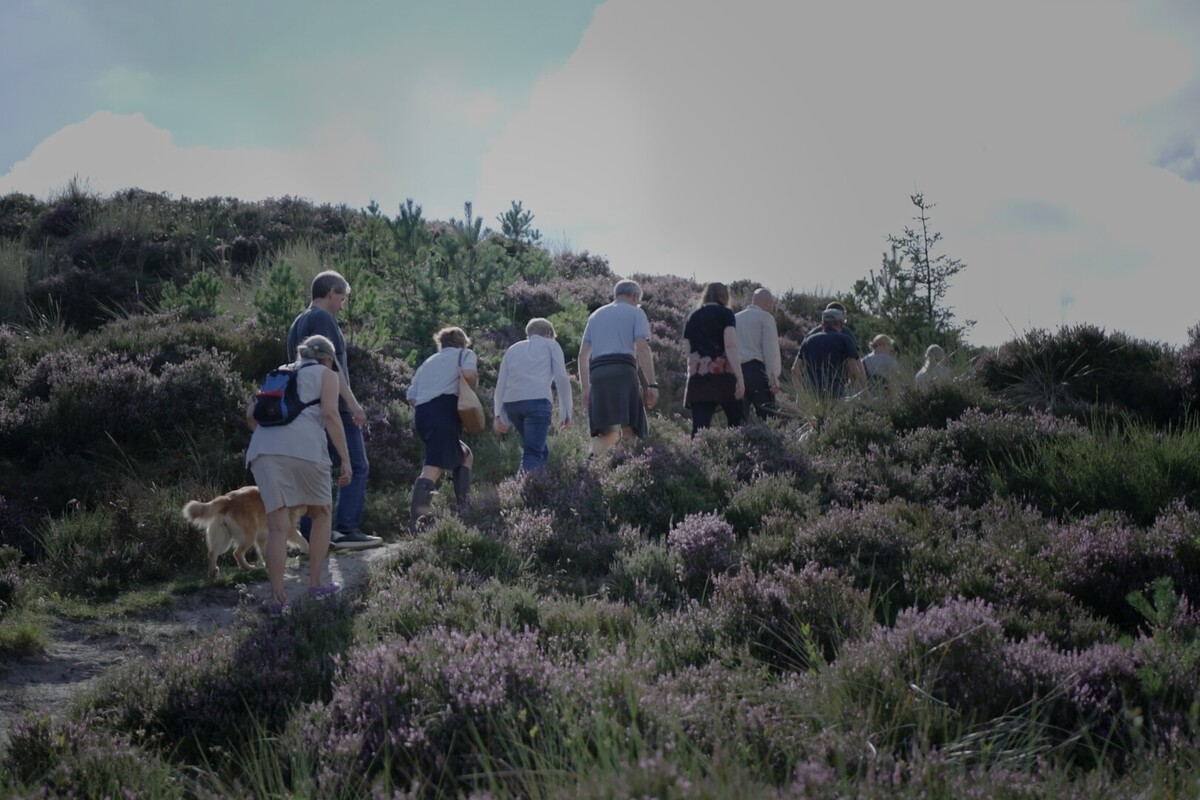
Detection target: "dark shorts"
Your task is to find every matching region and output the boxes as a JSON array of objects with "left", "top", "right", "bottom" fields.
[
  {"left": 415, "top": 393, "right": 465, "bottom": 469},
  {"left": 588, "top": 355, "right": 647, "bottom": 439}
]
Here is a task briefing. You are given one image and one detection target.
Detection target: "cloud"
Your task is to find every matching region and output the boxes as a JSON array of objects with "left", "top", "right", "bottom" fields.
[
  {"left": 478, "top": 0, "right": 1200, "bottom": 346},
  {"left": 0, "top": 110, "right": 383, "bottom": 206}
]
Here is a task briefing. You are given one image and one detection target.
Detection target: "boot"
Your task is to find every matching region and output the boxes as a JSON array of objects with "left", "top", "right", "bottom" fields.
[
  {"left": 410, "top": 477, "right": 436, "bottom": 527},
  {"left": 452, "top": 466, "right": 471, "bottom": 511}
]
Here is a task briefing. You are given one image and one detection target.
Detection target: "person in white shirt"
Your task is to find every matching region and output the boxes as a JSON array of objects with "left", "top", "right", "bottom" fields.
[
  {"left": 734, "top": 287, "right": 782, "bottom": 420},
  {"left": 915, "top": 343, "right": 950, "bottom": 388},
  {"left": 493, "top": 318, "right": 573, "bottom": 472},
  {"left": 406, "top": 326, "right": 478, "bottom": 523}
]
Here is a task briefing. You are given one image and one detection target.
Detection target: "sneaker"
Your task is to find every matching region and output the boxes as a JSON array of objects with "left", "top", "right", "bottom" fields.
[
  {"left": 308, "top": 583, "right": 340, "bottom": 598},
  {"left": 330, "top": 530, "right": 383, "bottom": 551}
]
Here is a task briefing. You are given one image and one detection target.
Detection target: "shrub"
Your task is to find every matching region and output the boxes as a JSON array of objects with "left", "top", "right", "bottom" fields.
[
  {"left": 886, "top": 378, "right": 1000, "bottom": 432},
  {"left": 787, "top": 501, "right": 920, "bottom": 611},
  {"left": 85, "top": 595, "right": 354, "bottom": 765},
  {"left": 297, "top": 627, "right": 561, "bottom": 796},
  {"left": 605, "top": 537, "right": 683, "bottom": 610},
  {"left": 425, "top": 516, "right": 522, "bottom": 580},
  {"left": 38, "top": 482, "right": 203, "bottom": 597},
  {"left": 601, "top": 436, "right": 731, "bottom": 536},
  {"left": 712, "top": 563, "right": 872, "bottom": 670},
  {"left": 833, "top": 598, "right": 1019, "bottom": 751},
  {"left": 1041, "top": 502, "right": 1200, "bottom": 631},
  {"left": 976, "top": 324, "right": 1182, "bottom": 425},
  {"left": 667, "top": 512, "right": 736, "bottom": 594},
  {"left": 497, "top": 458, "right": 610, "bottom": 536},
  {"left": 990, "top": 418, "right": 1200, "bottom": 525},
  {"left": 725, "top": 476, "right": 815, "bottom": 537},
  {"left": 1, "top": 713, "right": 178, "bottom": 797}
]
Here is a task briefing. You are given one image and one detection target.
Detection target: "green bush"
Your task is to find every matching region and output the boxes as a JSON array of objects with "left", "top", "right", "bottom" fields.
[{"left": 976, "top": 324, "right": 1182, "bottom": 425}]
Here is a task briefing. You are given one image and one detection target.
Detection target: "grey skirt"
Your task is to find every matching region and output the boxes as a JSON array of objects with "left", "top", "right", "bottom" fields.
[
  {"left": 588, "top": 355, "right": 647, "bottom": 439},
  {"left": 250, "top": 454, "right": 332, "bottom": 513}
]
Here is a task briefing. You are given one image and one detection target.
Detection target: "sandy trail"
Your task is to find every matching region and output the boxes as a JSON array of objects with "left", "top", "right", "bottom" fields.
[{"left": 0, "top": 545, "right": 397, "bottom": 747}]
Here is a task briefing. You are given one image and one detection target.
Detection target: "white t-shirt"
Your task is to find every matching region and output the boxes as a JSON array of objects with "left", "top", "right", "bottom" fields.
[{"left": 407, "top": 347, "right": 478, "bottom": 406}]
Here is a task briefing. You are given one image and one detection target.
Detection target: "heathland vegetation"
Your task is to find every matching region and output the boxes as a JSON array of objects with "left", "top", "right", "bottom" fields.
[{"left": 1, "top": 184, "right": 1200, "bottom": 796}]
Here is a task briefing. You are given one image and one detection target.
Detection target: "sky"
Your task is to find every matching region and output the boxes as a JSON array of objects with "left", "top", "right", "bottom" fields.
[{"left": 2, "top": 0, "right": 1199, "bottom": 348}]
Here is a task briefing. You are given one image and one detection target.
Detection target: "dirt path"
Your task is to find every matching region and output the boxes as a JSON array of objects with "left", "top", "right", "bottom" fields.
[{"left": 0, "top": 545, "right": 398, "bottom": 748}]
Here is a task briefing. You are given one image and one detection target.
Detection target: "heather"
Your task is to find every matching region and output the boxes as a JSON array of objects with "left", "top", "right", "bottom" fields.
[{"left": 3, "top": 191, "right": 1200, "bottom": 796}]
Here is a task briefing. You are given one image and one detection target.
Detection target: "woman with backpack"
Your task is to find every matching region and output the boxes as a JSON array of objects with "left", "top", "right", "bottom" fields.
[{"left": 245, "top": 334, "right": 350, "bottom": 607}]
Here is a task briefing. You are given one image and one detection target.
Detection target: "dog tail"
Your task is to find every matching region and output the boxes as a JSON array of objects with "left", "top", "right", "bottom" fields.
[{"left": 182, "top": 499, "right": 222, "bottom": 528}]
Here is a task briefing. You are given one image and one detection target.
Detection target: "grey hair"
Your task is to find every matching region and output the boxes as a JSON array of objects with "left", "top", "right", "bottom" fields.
[
  {"left": 525, "top": 317, "right": 556, "bottom": 338},
  {"left": 613, "top": 279, "right": 642, "bottom": 300},
  {"left": 871, "top": 334, "right": 894, "bottom": 350},
  {"left": 924, "top": 344, "right": 946, "bottom": 363}
]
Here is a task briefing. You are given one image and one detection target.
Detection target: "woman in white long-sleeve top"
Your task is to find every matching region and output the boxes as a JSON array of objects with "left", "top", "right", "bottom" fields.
[{"left": 493, "top": 318, "right": 573, "bottom": 472}]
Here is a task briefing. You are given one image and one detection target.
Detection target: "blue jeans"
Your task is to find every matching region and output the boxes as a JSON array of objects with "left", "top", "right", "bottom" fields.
[
  {"left": 300, "top": 408, "right": 369, "bottom": 537},
  {"left": 505, "top": 398, "right": 552, "bottom": 472}
]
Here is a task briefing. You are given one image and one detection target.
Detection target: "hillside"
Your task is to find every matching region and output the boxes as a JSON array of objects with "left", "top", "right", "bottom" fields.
[{"left": 1, "top": 189, "right": 1200, "bottom": 797}]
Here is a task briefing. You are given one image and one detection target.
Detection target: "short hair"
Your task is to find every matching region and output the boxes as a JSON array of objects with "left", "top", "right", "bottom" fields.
[
  {"left": 311, "top": 270, "right": 349, "bottom": 300},
  {"left": 525, "top": 317, "right": 556, "bottom": 338},
  {"left": 435, "top": 326, "right": 470, "bottom": 350},
  {"left": 613, "top": 279, "right": 642, "bottom": 300},
  {"left": 870, "top": 334, "right": 893, "bottom": 350},
  {"left": 924, "top": 344, "right": 945, "bottom": 363},
  {"left": 701, "top": 282, "right": 729, "bottom": 307}
]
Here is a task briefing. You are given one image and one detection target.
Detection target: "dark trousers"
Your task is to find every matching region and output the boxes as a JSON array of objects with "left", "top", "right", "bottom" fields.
[
  {"left": 742, "top": 360, "right": 779, "bottom": 420},
  {"left": 690, "top": 400, "right": 745, "bottom": 436}
]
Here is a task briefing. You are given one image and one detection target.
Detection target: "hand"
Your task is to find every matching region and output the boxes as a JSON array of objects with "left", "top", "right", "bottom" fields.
[
  {"left": 337, "top": 465, "right": 352, "bottom": 487},
  {"left": 350, "top": 401, "right": 366, "bottom": 427},
  {"left": 495, "top": 419, "right": 509, "bottom": 435},
  {"left": 644, "top": 387, "right": 658, "bottom": 410},
  {"left": 734, "top": 380, "right": 745, "bottom": 401},
  {"left": 559, "top": 417, "right": 571, "bottom": 430},
  {"left": 769, "top": 383, "right": 781, "bottom": 394}
]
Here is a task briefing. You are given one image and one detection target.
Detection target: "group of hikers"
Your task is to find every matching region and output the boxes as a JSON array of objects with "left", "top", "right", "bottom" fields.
[{"left": 243, "top": 270, "right": 951, "bottom": 604}]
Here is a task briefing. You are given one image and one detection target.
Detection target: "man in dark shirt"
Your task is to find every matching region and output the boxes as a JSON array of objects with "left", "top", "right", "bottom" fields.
[
  {"left": 793, "top": 308, "right": 866, "bottom": 398},
  {"left": 287, "top": 270, "right": 381, "bottom": 551}
]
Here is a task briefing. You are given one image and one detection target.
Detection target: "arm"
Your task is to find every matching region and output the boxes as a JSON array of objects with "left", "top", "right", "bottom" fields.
[
  {"left": 791, "top": 354, "right": 803, "bottom": 388},
  {"left": 493, "top": 352, "right": 510, "bottom": 433},
  {"left": 634, "top": 338, "right": 658, "bottom": 410},
  {"left": 722, "top": 326, "right": 745, "bottom": 400},
  {"left": 551, "top": 341, "right": 573, "bottom": 428},
  {"left": 764, "top": 317, "right": 782, "bottom": 389},
  {"left": 320, "top": 368, "right": 352, "bottom": 487},
  {"left": 336, "top": 370, "right": 366, "bottom": 427},
  {"left": 578, "top": 341, "right": 591, "bottom": 410},
  {"left": 460, "top": 349, "right": 479, "bottom": 390},
  {"left": 244, "top": 398, "right": 258, "bottom": 431},
  {"left": 847, "top": 357, "right": 867, "bottom": 392}
]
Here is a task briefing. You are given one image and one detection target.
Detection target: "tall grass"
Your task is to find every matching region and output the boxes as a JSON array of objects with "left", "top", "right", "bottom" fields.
[
  {"left": 0, "top": 241, "right": 26, "bottom": 324},
  {"left": 990, "top": 416, "right": 1200, "bottom": 523}
]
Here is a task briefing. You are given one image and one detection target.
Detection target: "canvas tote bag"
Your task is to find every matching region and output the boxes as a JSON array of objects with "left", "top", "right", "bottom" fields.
[{"left": 457, "top": 349, "right": 486, "bottom": 433}]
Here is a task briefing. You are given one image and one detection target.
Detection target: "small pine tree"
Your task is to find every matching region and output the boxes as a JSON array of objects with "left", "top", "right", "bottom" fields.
[
  {"left": 887, "top": 193, "right": 971, "bottom": 342},
  {"left": 253, "top": 261, "right": 303, "bottom": 332}
]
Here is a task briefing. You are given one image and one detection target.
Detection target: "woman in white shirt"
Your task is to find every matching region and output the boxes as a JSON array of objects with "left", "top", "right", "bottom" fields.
[
  {"left": 406, "top": 326, "right": 478, "bottom": 523},
  {"left": 915, "top": 343, "right": 950, "bottom": 388},
  {"left": 493, "top": 318, "right": 573, "bottom": 472}
]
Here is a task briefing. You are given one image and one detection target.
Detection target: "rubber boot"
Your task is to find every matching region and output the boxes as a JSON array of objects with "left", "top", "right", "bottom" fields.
[
  {"left": 410, "top": 477, "right": 436, "bottom": 528},
  {"left": 452, "top": 466, "right": 471, "bottom": 511}
]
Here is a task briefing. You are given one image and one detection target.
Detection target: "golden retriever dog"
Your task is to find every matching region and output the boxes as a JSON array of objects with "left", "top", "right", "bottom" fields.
[{"left": 182, "top": 486, "right": 309, "bottom": 577}]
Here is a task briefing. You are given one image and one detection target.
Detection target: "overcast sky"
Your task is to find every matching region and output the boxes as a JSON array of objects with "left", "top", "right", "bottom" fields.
[{"left": 3, "top": 0, "right": 1198, "bottom": 347}]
